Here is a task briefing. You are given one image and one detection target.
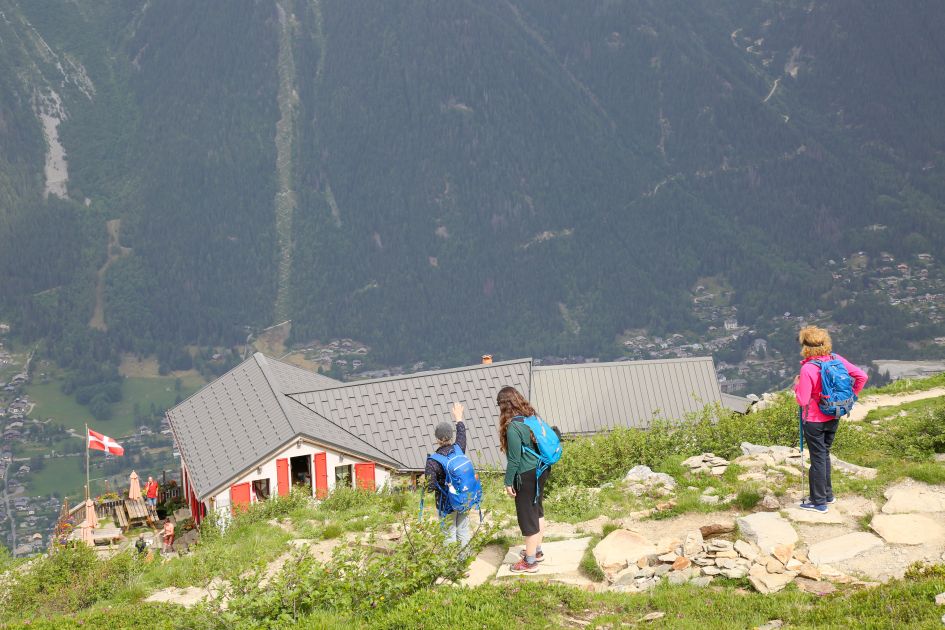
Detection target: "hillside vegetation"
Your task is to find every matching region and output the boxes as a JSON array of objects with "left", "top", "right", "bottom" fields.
[
  {"left": 3, "top": 387, "right": 945, "bottom": 628},
  {"left": 0, "top": 0, "right": 944, "bottom": 371}
]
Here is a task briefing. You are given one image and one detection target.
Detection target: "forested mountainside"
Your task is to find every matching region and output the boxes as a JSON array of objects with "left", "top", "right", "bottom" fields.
[{"left": 1, "top": 0, "right": 945, "bottom": 369}]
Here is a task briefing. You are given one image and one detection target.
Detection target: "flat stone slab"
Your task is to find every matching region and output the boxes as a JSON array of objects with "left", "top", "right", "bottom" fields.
[
  {"left": 808, "top": 532, "right": 884, "bottom": 565},
  {"left": 736, "top": 513, "right": 798, "bottom": 553},
  {"left": 592, "top": 529, "right": 657, "bottom": 575},
  {"left": 462, "top": 545, "right": 504, "bottom": 587},
  {"left": 881, "top": 482, "right": 945, "bottom": 514},
  {"left": 870, "top": 514, "right": 945, "bottom": 545},
  {"left": 783, "top": 508, "right": 845, "bottom": 524},
  {"left": 496, "top": 537, "right": 591, "bottom": 578}
]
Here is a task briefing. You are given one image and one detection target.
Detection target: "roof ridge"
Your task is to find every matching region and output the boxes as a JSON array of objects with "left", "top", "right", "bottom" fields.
[
  {"left": 284, "top": 357, "right": 534, "bottom": 394},
  {"left": 267, "top": 354, "right": 340, "bottom": 383},
  {"left": 253, "top": 353, "right": 298, "bottom": 432},
  {"left": 533, "top": 356, "right": 715, "bottom": 371},
  {"left": 281, "top": 394, "right": 407, "bottom": 469}
]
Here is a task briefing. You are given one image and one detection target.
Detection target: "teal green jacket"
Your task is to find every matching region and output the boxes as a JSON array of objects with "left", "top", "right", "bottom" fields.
[{"left": 504, "top": 420, "right": 538, "bottom": 487}]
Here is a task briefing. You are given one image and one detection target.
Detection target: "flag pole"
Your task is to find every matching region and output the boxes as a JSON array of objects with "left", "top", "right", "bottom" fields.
[{"left": 85, "top": 423, "right": 90, "bottom": 500}]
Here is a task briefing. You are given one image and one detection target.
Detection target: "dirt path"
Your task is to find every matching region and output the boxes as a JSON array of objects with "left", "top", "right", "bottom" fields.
[
  {"left": 89, "top": 219, "right": 132, "bottom": 331},
  {"left": 849, "top": 387, "right": 945, "bottom": 421}
]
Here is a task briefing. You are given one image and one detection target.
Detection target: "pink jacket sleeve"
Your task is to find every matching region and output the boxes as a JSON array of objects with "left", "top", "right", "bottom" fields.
[
  {"left": 794, "top": 363, "right": 818, "bottom": 407},
  {"left": 838, "top": 354, "right": 868, "bottom": 394}
]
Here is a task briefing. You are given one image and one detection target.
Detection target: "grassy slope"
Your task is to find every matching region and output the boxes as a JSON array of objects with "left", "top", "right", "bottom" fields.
[{"left": 27, "top": 375, "right": 203, "bottom": 436}]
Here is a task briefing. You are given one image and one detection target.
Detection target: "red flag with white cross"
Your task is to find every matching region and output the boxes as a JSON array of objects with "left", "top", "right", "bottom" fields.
[{"left": 87, "top": 427, "right": 124, "bottom": 456}]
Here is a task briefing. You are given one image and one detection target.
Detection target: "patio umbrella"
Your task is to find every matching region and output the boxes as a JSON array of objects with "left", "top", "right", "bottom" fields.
[
  {"left": 128, "top": 470, "right": 142, "bottom": 501},
  {"left": 78, "top": 523, "right": 95, "bottom": 547},
  {"left": 84, "top": 498, "right": 99, "bottom": 529}
]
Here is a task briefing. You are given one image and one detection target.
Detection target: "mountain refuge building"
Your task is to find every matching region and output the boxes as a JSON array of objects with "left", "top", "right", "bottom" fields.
[{"left": 167, "top": 353, "right": 739, "bottom": 524}]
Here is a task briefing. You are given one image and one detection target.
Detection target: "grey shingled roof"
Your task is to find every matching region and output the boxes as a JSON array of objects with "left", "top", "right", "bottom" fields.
[
  {"left": 531, "top": 357, "right": 723, "bottom": 434},
  {"left": 167, "top": 353, "right": 400, "bottom": 500},
  {"left": 289, "top": 359, "right": 533, "bottom": 471}
]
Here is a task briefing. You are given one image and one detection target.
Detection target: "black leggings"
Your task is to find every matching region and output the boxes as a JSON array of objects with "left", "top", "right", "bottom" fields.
[{"left": 514, "top": 468, "right": 549, "bottom": 536}]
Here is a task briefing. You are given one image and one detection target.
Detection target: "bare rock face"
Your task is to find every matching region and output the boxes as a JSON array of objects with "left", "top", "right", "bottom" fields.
[
  {"left": 736, "top": 512, "right": 798, "bottom": 553},
  {"left": 807, "top": 533, "right": 884, "bottom": 565},
  {"left": 699, "top": 520, "right": 735, "bottom": 537},
  {"left": 881, "top": 482, "right": 945, "bottom": 514},
  {"left": 593, "top": 529, "right": 658, "bottom": 576},
  {"left": 869, "top": 513, "right": 945, "bottom": 545}
]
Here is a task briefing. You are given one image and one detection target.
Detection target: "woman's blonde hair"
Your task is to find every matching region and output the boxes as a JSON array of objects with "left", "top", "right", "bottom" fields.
[{"left": 799, "top": 325, "right": 832, "bottom": 358}]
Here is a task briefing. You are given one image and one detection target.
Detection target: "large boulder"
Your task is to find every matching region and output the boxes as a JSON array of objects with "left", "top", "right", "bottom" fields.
[
  {"left": 593, "top": 529, "right": 658, "bottom": 576},
  {"left": 870, "top": 514, "right": 945, "bottom": 545},
  {"left": 736, "top": 513, "right": 798, "bottom": 553},
  {"left": 624, "top": 465, "right": 677, "bottom": 492},
  {"left": 807, "top": 533, "right": 884, "bottom": 565}
]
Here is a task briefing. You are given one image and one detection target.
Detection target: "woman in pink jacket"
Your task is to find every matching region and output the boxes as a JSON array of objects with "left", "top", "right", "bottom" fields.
[{"left": 794, "top": 326, "right": 868, "bottom": 513}]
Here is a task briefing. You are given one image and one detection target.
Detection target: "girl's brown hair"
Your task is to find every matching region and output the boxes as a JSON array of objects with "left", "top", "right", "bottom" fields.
[
  {"left": 496, "top": 385, "right": 536, "bottom": 453},
  {"left": 799, "top": 325, "right": 833, "bottom": 359}
]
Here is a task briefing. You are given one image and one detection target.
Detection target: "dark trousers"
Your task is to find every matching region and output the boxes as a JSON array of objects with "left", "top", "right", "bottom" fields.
[{"left": 803, "top": 419, "right": 839, "bottom": 505}]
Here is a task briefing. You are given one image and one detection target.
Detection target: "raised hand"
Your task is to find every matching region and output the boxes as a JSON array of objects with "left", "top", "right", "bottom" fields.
[{"left": 451, "top": 402, "right": 464, "bottom": 423}]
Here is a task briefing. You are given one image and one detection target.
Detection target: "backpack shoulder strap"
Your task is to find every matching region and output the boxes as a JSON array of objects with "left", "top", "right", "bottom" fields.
[
  {"left": 451, "top": 443, "right": 463, "bottom": 457},
  {"left": 428, "top": 452, "right": 449, "bottom": 469}
]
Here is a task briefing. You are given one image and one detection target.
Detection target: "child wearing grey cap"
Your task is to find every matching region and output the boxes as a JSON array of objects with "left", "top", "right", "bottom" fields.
[{"left": 423, "top": 402, "right": 470, "bottom": 550}]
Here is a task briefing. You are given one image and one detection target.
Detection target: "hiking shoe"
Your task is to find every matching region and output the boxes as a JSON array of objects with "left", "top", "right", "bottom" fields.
[
  {"left": 799, "top": 502, "right": 828, "bottom": 513},
  {"left": 509, "top": 559, "right": 539, "bottom": 573},
  {"left": 802, "top": 496, "right": 836, "bottom": 505},
  {"left": 519, "top": 550, "right": 545, "bottom": 563}
]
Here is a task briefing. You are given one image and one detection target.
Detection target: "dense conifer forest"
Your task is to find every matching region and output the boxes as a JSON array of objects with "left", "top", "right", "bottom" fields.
[{"left": 1, "top": 0, "right": 944, "bottom": 373}]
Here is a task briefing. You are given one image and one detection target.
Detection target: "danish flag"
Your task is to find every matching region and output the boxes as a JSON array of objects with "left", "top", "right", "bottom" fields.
[{"left": 87, "top": 428, "right": 124, "bottom": 456}]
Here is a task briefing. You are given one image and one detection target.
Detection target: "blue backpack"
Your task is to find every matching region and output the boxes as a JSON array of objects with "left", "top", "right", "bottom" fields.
[
  {"left": 517, "top": 415, "right": 563, "bottom": 504},
  {"left": 427, "top": 444, "right": 483, "bottom": 516},
  {"left": 811, "top": 354, "right": 858, "bottom": 418}
]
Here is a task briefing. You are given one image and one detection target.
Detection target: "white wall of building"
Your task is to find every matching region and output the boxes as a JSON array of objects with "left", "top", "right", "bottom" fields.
[{"left": 210, "top": 437, "right": 392, "bottom": 512}]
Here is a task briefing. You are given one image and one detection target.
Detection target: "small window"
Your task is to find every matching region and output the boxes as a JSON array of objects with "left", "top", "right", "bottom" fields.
[
  {"left": 334, "top": 464, "right": 353, "bottom": 488},
  {"left": 252, "top": 479, "right": 270, "bottom": 500}
]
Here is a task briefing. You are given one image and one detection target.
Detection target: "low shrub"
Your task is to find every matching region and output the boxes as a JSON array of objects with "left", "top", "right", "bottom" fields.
[
  {"left": 0, "top": 544, "right": 142, "bottom": 622},
  {"left": 544, "top": 485, "right": 601, "bottom": 522},
  {"left": 211, "top": 518, "right": 492, "bottom": 628},
  {"left": 553, "top": 398, "right": 797, "bottom": 488},
  {"left": 732, "top": 488, "right": 761, "bottom": 510},
  {"left": 883, "top": 404, "right": 945, "bottom": 459}
]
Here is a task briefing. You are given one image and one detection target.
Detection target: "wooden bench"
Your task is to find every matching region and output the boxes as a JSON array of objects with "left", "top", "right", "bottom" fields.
[
  {"left": 113, "top": 504, "right": 129, "bottom": 530},
  {"left": 124, "top": 498, "right": 150, "bottom": 527}
]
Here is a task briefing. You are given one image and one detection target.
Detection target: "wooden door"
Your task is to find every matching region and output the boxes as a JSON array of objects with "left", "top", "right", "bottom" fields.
[
  {"left": 276, "top": 458, "right": 290, "bottom": 496},
  {"left": 354, "top": 462, "right": 376, "bottom": 491},
  {"left": 230, "top": 482, "right": 251, "bottom": 514},
  {"left": 313, "top": 452, "right": 328, "bottom": 499}
]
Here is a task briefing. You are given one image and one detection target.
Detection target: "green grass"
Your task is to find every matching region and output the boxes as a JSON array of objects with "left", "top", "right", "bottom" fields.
[
  {"left": 864, "top": 372, "right": 945, "bottom": 396},
  {"left": 27, "top": 375, "right": 203, "bottom": 436},
  {"left": 26, "top": 381, "right": 95, "bottom": 428},
  {"left": 23, "top": 455, "right": 85, "bottom": 498},
  {"left": 12, "top": 574, "right": 945, "bottom": 629}
]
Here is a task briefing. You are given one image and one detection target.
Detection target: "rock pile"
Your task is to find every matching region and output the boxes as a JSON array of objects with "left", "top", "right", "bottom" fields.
[
  {"left": 681, "top": 453, "right": 730, "bottom": 476},
  {"left": 597, "top": 521, "right": 851, "bottom": 595},
  {"left": 735, "top": 442, "right": 878, "bottom": 481},
  {"left": 624, "top": 465, "right": 677, "bottom": 496}
]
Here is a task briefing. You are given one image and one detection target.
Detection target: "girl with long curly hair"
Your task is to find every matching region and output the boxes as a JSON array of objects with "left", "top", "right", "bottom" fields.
[{"left": 497, "top": 385, "right": 547, "bottom": 573}]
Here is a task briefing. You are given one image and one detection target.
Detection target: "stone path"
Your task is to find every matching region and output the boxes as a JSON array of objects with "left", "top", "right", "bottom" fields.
[
  {"left": 495, "top": 537, "right": 591, "bottom": 581},
  {"left": 848, "top": 387, "right": 945, "bottom": 422}
]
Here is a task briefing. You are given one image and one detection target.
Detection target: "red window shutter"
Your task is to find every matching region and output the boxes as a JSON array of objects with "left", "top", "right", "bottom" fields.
[
  {"left": 276, "top": 458, "right": 290, "bottom": 496},
  {"left": 230, "top": 482, "right": 251, "bottom": 515},
  {"left": 355, "top": 462, "right": 376, "bottom": 491},
  {"left": 313, "top": 453, "right": 328, "bottom": 499}
]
